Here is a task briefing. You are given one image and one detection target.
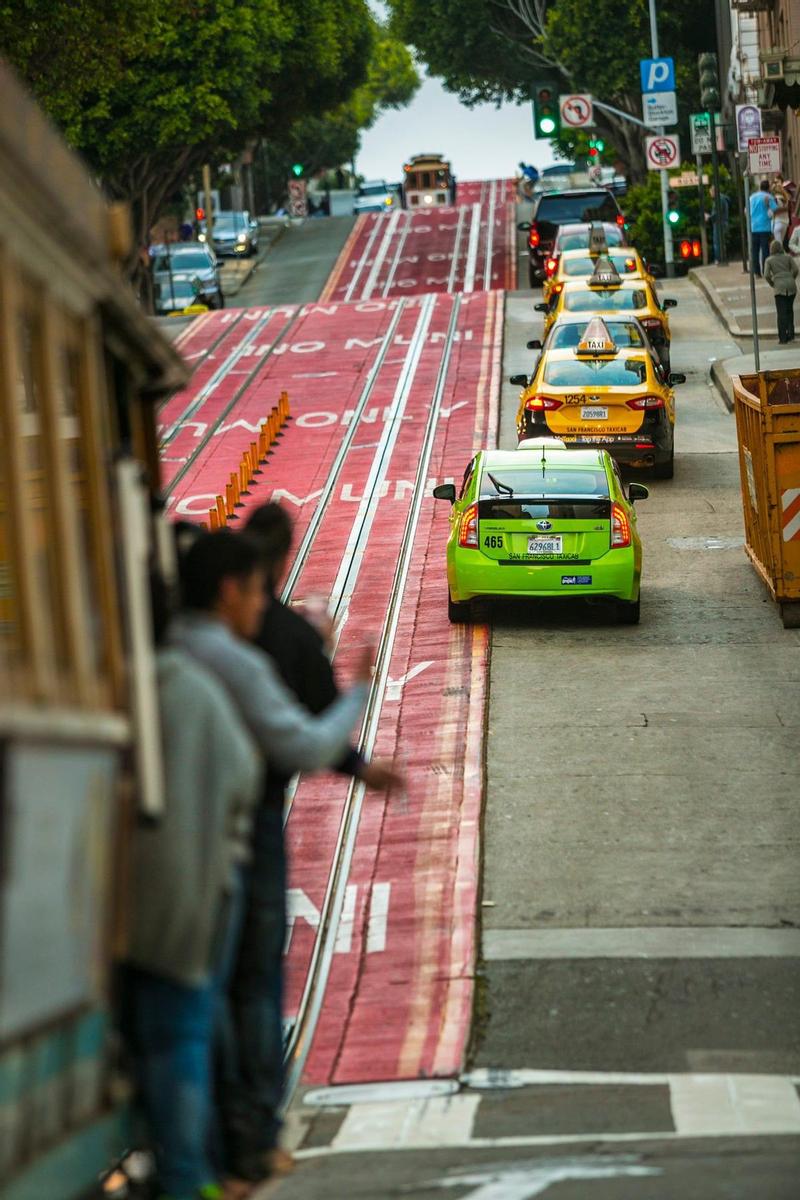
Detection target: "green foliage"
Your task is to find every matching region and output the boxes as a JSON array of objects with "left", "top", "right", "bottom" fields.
[
  {"left": 3, "top": 0, "right": 374, "bottom": 254},
  {"left": 624, "top": 163, "right": 739, "bottom": 269}
]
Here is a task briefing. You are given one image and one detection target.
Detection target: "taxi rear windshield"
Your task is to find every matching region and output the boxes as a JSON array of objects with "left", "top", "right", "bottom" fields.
[
  {"left": 535, "top": 193, "right": 619, "bottom": 224},
  {"left": 542, "top": 359, "right": 646, "bottom": 386},
  {"left": 562, "top": 253, "right": 638, "bottom": 277},
  {"left": 480, "top": 468, "right": 609, "bottom": 499},
  {"left": 550, "top": 323, "right": 644, "bottom": 350},
  {"left": 564, "top": 289, "right": 646, "bottom": 312},
  {"left": 558, "top": 229, "right": 624, "bottom": 251},
  {"left": 481, "top": 499, "right": 611, "bottom": 520}
]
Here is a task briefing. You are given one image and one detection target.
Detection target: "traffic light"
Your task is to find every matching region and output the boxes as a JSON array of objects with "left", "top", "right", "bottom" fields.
[
  {"left": 698, "top": 52, "right": 721, "bottom": 113},
  {"left": 533, "top": 84, "right": 559, "bottom": 140},
  {"left": 666, "top": 189, "right": 681, "bottom": 225},
  {"left": 195, "top": 207, "right": 205, "bottom": 221},
  {"left": 291, "top": 162, "right": 304, "bottom": 177},
  {"left": 587, "top": 136, "right": 606, "bottom": 158}
]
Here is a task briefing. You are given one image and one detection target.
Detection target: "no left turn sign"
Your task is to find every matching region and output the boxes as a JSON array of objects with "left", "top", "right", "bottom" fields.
[
  {"left": 646, "top": 134, "right": 680, "bottom": 170},
  {"left": 559, "top": 94, "right": 593, "bottom": 128}
]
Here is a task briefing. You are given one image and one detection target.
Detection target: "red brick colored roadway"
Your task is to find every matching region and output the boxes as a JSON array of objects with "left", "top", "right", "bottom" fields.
[{"left": 161, "top": 182, "right": 512, "bottom": 1089}]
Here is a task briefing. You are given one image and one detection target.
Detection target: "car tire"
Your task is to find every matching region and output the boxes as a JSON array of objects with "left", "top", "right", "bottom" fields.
[
  {"left": 653, "top": 451, "right": 674, "bottom": 480},
  {"left": 616, "top": 595, "right": 641, "bottom": 625},
  {"left": 528, "top": 261, "right": 540, "bottom": 289},
  {"left": 448, "top": 590, "right": 472, "bottom": 624}
]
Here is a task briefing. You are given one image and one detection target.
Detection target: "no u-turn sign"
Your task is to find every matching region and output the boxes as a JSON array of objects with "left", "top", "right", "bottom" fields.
[{"left": 646, "top": 134, "right": 680, "bottom": 170}]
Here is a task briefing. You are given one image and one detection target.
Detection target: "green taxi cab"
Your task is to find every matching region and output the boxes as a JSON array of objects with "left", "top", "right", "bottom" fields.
[{"left": 433, "top": 440, "right": 648, "bottom": 624}]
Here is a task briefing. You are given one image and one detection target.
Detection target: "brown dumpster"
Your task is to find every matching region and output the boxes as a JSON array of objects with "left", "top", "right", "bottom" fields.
[{"left": 731, "top": 369, "right": 800, "bottom": 627}]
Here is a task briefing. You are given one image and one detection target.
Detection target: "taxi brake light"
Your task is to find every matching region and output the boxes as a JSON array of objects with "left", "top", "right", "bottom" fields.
[
  {"left": 611, "top": 501, "right": 631, "bottom": 548},
  {"left": 545, "top": 256, "right": 558, "bottom": 275},
  {"left": 528, "top": 224, "right": 540, "bottom": 249},
  {"left": 525, "top": 395, "right": 563, "bottom": 411},
  {"left": 624, "top": 257, "right": 636, "bottom": 272},
  {"left": 616, "top": 214, "right": 626, "bottom": 227},
  {"left": 626, "top": 395, "right": 665, "bottom": 410},
  {"left": 458, "top": 502, "right": 479, "bottom": 549},
  {"left": 640, "top": 317, "right": 662, "bottom": 331}
]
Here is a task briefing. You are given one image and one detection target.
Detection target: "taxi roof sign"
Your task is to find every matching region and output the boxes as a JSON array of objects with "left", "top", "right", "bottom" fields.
[
  {"left": 588, "top": 254, "right": 621, "bottom": 287},
  {"left": 588, "top": 223, "right": 609, "bottom": 256},
  {"left": 576, "top": 317, "right": 617, "bottom": 356}
]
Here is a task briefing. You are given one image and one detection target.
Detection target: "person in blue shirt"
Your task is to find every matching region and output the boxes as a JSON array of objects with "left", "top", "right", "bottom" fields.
[
  {"left": 750, "top": 179, "right": 778, "bottom": 276},
  {"left": 518, "top": 162, "right": 540, "bottom": 183}
]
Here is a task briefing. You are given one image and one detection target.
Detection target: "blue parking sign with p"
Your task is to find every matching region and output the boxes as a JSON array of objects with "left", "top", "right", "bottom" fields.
[{"left": 640, "top": 57, "right": 675, "bottom": 93}]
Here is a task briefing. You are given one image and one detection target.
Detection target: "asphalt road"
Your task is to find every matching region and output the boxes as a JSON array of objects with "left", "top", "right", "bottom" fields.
[
  {"left": 261, "top": 274, "right": 800, "bottom": 1199},
  {"left": 234, "top": 215, "right": 355, "bottom": 307}
]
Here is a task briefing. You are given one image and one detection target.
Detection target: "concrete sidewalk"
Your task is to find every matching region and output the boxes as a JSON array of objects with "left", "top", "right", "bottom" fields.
[
  {"left": 690, "top": 262, "right": 786, "bottom": 339},
  {"left": 711, "top": 347, "right": 800, "bottom": 410}
]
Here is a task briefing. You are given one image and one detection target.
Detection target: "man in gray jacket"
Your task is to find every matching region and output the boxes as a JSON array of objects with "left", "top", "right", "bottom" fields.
[{"left": 764, "top": 238, "right": 799, "bottom": 343}]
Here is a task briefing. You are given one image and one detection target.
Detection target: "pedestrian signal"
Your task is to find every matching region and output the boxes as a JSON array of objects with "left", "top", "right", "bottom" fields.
[
  {"left": 196, "top": 207, "right": 205, "bottom": 221},
  {"left": 291, "top": 163, "right": 304, "bottom": 178}
]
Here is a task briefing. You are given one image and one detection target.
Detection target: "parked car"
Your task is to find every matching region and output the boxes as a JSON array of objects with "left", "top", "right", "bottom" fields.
[
  {"left": 354, "top": 180, "right": 397, "bottom": 213},
  {"left": 201, "top": 210, "right": 259, "bottom": 256},
  {"left": 518, "top": 189, "right": 626, "bottom": 287},
  {"left": 151, "top": 242, "right": 224, "bottom": 309}
]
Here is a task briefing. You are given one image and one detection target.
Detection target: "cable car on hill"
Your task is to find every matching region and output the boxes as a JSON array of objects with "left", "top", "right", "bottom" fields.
[{"left": 401, "top": 153, "right": 456, "bottom": 209}]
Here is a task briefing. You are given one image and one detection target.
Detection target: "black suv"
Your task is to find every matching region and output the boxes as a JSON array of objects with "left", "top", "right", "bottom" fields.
[{"left": 519, "top": 189, "right": 625, "bottom": 287}]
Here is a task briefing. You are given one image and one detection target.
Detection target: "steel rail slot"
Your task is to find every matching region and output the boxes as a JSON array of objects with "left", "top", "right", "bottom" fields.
[
  {"left": 158, "top": 312, "right": 248, "bottom": 412},
  {"left": 447, "top": 204, "right": 468, "bottom": 293},
  {"left": 361, "top": 208, "right": 404, "bottom": 300},
  {"left": 281, "top": 293, "right": 463, "bottom": 1103},
  {"left": 325, "top": 293, "right": 436, "bottom": 624},
  {"left": 344, "top": 213, "right": 388, "bottom": 303},
  {"left": 160, "top": 308, "right": 279, "bottom": 445},
  {"left": 483, "top": 179, "right": 497, "bottom": 291},
  {"left": 166, "top": 309, "right": 301, "bottom": 489},
  {"left": 462, "top": 203, "right": 482, "bottom": 295},
  {"left": 280, "top": 299, "right": 408, "bottom": 604},
  {"left": 380, "top": 212, "right": 415, "bottom": 299}
]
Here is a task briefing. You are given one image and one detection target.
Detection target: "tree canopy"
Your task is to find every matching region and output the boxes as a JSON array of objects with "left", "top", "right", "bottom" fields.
[
  {"left": 3, "top": 0, "right": 375, "bottom": 252},
  {"left": 387, "top": 0, "right": 711, "bottom": 178}
]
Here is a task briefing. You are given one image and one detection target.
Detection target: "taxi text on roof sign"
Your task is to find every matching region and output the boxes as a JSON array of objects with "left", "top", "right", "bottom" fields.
[
  {"left": 576, "top": 317, "right": 617, "bottom": 356},
  {"left": 588, "top": 255, "right": 622, "bottom": 287},
  {"left": 588, "top": 224, "right": 609, "bottom": 256}
]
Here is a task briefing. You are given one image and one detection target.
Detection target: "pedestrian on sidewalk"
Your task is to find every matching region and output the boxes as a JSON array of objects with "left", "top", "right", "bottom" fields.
[
  {"left": 707, "top": 185, "right": 730, "bottom": 263},
  {"left": 750, "top": 180, "right": 777, "bottom": 276},
  {"left": 771, "top": 175, "right": 791, "bottom": 246},
  {"left": 763, "top": 238, "right": 798, "bottom": 343},
  {"left": 125, "top": 571, "right": 261, "bottom": 1200},
  {"left": 216, "top": 503, "right": 402, "bottom": 1185}
]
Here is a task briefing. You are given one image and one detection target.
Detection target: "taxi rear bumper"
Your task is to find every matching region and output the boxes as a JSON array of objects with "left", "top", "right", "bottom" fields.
[
  {"left": 449, "top": 545, "right": 640, "bottom": 603},
  {"left": 521, "top": 413, "right": 673, "bottom": 468}
]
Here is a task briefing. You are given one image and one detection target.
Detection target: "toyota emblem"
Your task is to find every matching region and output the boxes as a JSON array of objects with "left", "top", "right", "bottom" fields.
[{"left": 536, "top": 519, "right": 552, "bottom": 531}]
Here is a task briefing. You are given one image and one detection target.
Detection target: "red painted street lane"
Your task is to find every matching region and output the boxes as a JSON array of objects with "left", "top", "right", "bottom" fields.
[
  {"left": 162, "top": 258, "right": 504, "bottom": 1086},
  {"left": 320, "top": 179, "right": 516, "bottom": 303}
]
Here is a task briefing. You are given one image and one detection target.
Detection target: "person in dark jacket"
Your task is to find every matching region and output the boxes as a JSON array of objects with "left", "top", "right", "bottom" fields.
[
  {"left": 764, "top": 238, "right": 799, "bottom": 343},
  {"left": 219, "top": 505, "right": 401, "bottom": 1183}
]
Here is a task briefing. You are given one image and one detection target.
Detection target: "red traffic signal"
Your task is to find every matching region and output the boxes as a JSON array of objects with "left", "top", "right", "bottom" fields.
[
  {"left": 679, "top": 239, "right": 703, "bottom": 260},
  {"left": 196, "top": 207, "right": 205, "bottom": 221}
]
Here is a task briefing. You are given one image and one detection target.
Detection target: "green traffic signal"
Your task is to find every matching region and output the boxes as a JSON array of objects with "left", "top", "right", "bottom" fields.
[
  {"left": 667, "top": 210, "right": 680, "bottom": 224},
  {"left": 291, "top": 163, "right": 304, "bottom": 177},
  {"left": 539, "top": 116, "right": 556, "bottom": 135}
]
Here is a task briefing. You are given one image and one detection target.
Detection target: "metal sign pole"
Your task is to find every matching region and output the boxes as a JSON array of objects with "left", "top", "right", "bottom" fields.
[
  {"left": 648, "top": 0, "right": 675, "bottom": 278},
  {"left": 743, "top": 172, "right": 761, "bottom": 371},
  {"left": 709, "top": 114, "right": 726, "bottom": 265},
  {"left": 696, "top": 155, "right": 709, "bottom": 265}
]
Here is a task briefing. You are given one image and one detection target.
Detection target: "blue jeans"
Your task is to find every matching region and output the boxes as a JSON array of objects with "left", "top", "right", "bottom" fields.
[
  {"left": 752, "top": 230, "right": 772, "bottom": 276},
  {"left": 128, "top": 881, "right": 242, "bottom": 1198},
  {"left": 221, "top": 805, "right": 286, "bottom": 1174}
]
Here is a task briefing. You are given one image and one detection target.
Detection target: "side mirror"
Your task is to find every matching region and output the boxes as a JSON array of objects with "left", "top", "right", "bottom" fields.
[
  {"left": 628, "top": 482, "right": 649, "bottom": 503},
  {"left": 534, "top": 302, "right": 549, "bottom": 313},
  {"left": 527, "top": 339, "right": 542, "bottom": 350},
  {"left": 509, "top": 374, "right": 528, "bottom": 386},
  {"left": 517, "top": 221, "right": 531, "bottom": 231},
  {"left": 663, "top": 298, "right": 677, "bottom": 309},
  {"left": 216, "top": 260, "right": 225, "bottom": 268},
  {"left": 668, "top": 372, "right": 686, "bottom": 385},
  {"left": 433, "top": 483, "right": 456, "bottom": 503}
]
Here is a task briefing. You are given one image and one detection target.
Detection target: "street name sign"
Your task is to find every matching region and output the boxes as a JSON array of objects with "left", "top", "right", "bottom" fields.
[
  {"left": 748, "top": 136, "right": 781, "bottom": 175},
  {"left": 690, "top": 113, "right": 712, "bottom": 155},
  {"left": 643, "top": 91, "right": 678, "bottom": 127},
  {"left": 669, "top": 171, "right": 710, "bottom": 187},
  {"left": 646, "top": 134, "right": 680, "bottom": 170},
  {"left": 559, "top": 94, "right": 593, "bottom": 128},
  {"left": 640, "top": 57, "right": 675, "bottom": 93}
]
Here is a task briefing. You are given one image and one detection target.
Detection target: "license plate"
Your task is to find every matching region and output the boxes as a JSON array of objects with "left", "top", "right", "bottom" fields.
[
  {"left": 527, "top": 535, "right": 563, "bottom": 554},
  {"left": 581, "top": 406, "right": 608, "bottom": 420}
]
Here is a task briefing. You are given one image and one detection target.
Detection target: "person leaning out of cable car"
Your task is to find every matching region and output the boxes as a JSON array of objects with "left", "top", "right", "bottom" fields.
[{"left": 764, "top": 238, "right": 799, "bottom": 343}]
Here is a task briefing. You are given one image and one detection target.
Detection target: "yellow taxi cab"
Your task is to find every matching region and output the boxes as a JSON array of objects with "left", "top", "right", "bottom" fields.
[
  {"left": 535, "top": 258, "right": 677, "bottom": 368},
  {"left": 542, "top": 246, "right": 653, "bottom": 304},
  {"left": 512, "top": 317, "right": 684, "bottom": 478}
]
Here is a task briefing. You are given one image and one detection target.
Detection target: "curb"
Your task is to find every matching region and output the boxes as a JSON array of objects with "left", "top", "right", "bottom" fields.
[
  {"left": 709, "top": 358, "right": 735, "bottom": 412},
  {"left": 689, "top": 267, "right": 780, "bottom": 341}
]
